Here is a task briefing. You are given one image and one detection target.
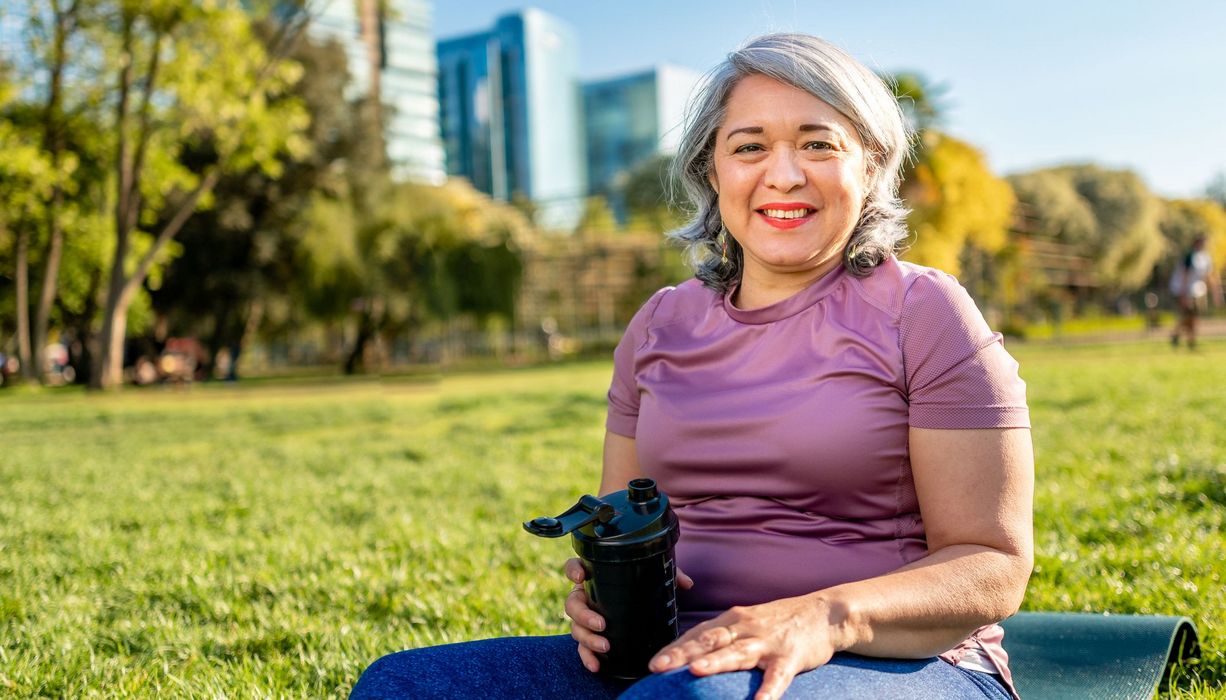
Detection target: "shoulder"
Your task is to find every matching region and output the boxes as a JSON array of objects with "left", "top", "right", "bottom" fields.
[
  {"left": 639, "top": 278, "right": 717, "bottom": 329},
  {"left": 845, "top": 257, "right": 970, "bottom": 320}
]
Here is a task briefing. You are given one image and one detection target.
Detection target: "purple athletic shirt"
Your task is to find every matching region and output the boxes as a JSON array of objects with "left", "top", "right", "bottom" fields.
[{"left": 606, "top": 256, "right": 1028, "bottom": 698}]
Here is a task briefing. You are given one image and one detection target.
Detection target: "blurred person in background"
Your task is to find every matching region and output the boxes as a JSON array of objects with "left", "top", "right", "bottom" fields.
[
  {"left": 1170, "top": 234, "right": 1223, "bottom": 349},
  {"left": 352, "top": 33, "right": 1031, "bottom": 700}
]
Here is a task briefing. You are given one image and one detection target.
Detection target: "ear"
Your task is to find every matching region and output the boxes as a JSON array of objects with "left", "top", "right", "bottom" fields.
[{"left": 708, "top": 170, "right": 719, "bottom": 195}]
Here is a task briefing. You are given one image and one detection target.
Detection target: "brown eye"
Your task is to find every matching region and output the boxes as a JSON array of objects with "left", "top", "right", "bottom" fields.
[{"left": 734, "top": 144, "right": 763, "bottom": 154}]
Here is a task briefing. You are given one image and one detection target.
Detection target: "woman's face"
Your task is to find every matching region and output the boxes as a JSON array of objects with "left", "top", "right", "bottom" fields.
[{"left": 710, "top": 74, "right": 868, "bottom": 287}]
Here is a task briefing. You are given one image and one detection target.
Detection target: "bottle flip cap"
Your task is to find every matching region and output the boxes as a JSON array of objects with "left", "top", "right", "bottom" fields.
[{"left": 524, "top": 478, "right": 678, "bottom": 563}]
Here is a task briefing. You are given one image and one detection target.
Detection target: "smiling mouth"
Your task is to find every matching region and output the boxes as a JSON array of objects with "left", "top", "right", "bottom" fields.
[{"left": 757, "top": 208, "right": 816, "bottom": 219}]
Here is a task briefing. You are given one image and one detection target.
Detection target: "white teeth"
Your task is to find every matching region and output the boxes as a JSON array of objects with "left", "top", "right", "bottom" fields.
[{"left": 761, "top": 208, "right": 813, "bottom": 219}]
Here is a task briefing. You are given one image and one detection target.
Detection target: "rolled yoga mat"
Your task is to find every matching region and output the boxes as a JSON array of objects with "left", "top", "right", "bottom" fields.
[{"left": 1000, "top": 612, "right": 1200, "bottom": 700}]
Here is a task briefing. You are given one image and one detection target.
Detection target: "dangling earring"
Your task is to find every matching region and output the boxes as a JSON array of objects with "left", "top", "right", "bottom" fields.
[{"left": 719, "top": 228, "right": 729, "bottom": 266}]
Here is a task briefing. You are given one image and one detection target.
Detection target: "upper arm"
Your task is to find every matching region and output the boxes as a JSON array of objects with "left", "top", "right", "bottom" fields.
[
  {"left": 600, "top": 431, "right": 643, "bottom": 497},
  {"left": 900, "top": 271, "right": 1033, "bottom": 561},
  {"left": 909, "top": 426, "right": 1034, "bottom": 562}
]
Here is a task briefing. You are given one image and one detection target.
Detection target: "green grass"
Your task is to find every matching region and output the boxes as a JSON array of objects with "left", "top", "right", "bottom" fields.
[
  {"left": 1, "top": 340, "right": 1224, "bottom": 697},
  {"left": 1020, "top": 313, "right": 1171, "bottom": 340}
]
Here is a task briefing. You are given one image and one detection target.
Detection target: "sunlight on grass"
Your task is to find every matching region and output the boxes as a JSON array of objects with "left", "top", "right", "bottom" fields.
[{"left": 1, "top": 340, "right": 1223, "bottom": 697}]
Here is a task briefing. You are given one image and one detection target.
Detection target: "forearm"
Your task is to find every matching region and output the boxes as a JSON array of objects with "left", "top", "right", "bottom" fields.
[{"left": 814, "top": 543, "right": 1032, "bottom": 659}]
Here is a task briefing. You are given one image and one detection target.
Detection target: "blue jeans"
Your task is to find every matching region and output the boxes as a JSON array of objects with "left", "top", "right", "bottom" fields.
[{"left": 350, "top": 635, "right": 1012, "bottom": 699}]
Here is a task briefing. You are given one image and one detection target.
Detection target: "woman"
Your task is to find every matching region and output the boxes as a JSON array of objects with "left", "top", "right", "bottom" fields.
[
  {"left": 351, "top": 33, "right": 1032, "bottom": 700},
  {"left": 1170, "top": 234, "right": 1223, "bottom": 349}
]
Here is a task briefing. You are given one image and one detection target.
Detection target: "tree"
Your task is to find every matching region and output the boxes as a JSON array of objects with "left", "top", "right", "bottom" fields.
[
  {"left": 293, "top": 179, "right": 531, "bottom": 373},
  {"left": 23, "top": 0, "right": 87, "bottom": 384},
  {"left": 887, "top": 72, "right": 1013, "bottom": 281},
  {"left": 888, "top": 71, "right": 948, "bottom": 134},
  {"left": 1159, "top": 199, "right": 1226, "bottom": 280},
  {"left": 90, "top": 0, "right": 310, "bottom": 388},
  {"left": 1009, "top": 165, "right": 1165, "bottom": 294},
  {"left": 576, "top": 195, "right": 619, "bottom": 235},
  {"left": 150, "top": 29, "right": 360, "bottom": 380},
  {"left": 623, "top": 153, "right": 686, "bottom": 234},
  {"left": 0, "top": 80, "right": 58, "bottom": 382},
  {"left": 901, "top": 131, "right": 1015, "bottom": 276}
]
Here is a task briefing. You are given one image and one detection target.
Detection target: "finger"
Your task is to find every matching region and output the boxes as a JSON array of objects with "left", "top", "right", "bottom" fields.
[
  {"left": 577, "top": 643, "right": 601, "bottom": 673},
  {"left": 565, "top": 558, "right": 586, "bottom": 584},
  {"left": 564, "top": 587, "right": 606, "bottom": 631},
  {"left": 677, "top": 568, "right": 695, "bottom": 590},
  {"left": 688, "top": 638, "right": 766, "bottom": 676},
  {"left": 570, "top": 621, "right": 611, "bottom": 654},
  {"left": 754, "top": 657, "right": 802, "bottom": 700},
  {"left": 650, "top": 624, "right": 737, "bottom": 672}
]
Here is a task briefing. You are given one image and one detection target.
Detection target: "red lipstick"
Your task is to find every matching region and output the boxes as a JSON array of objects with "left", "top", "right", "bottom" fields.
[{"left": 755, "top": 202, "right": 816, "bottom": 230}]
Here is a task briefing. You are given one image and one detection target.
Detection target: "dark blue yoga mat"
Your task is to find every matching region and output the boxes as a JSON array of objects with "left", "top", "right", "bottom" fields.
[{"left": 1001, "top": 612, "right": 1199, "bottom": 700}]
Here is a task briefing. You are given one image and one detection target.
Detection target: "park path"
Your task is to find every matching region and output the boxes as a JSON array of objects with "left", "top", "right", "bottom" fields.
[{"left": 1023, "top": 317, "right": 1226, "bottom": 346}]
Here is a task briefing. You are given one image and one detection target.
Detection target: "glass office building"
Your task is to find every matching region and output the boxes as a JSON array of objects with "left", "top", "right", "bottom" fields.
[
  {"left": 583, "top": 64, "right": 702, "bottom": 221},
  {"left": 309, "top": 0, "right": 445, "bottom": 183},
  {"left": 437, "top": 9, "right": 586, "bottom": 229}
]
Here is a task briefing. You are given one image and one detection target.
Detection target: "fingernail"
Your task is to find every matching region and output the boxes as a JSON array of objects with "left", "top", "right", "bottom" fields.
[
  {"left": 598, "top": 640, "right": 609, "bottom": 652},
  {"left": 656, "top": 654, "right": 670, "bottom": 666},
  {"left": 591, "top": 617, "right": 604, "bottom": 631},
  {"left": 695, "top": 658, "right": 708, "bottom": 668}
]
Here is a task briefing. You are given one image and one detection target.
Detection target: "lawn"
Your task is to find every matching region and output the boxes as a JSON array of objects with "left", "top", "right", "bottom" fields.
[{"left": 1, "top": 338, "right": 1223, "bottom": 698}]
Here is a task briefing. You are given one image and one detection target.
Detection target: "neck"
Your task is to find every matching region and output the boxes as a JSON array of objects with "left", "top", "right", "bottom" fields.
[{"left": 734, "top": 256, "right": 843, "bottom": 310}]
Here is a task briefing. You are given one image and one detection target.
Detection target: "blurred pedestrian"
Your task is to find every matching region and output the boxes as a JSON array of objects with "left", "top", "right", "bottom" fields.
[{"left": 1170, "top": 235, "right": 1223, "bottom": 349}]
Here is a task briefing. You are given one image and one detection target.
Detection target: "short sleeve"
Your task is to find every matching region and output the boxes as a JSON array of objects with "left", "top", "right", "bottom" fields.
[
  {"left": 900, "top": 271, "right": 1030, "bottom": 430},
  {"left": 606, "top": 287, "right": 671, "bottom": 437}
]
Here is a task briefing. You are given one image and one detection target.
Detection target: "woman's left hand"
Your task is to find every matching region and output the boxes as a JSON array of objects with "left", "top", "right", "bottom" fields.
[{"left": 647, "top": 594, "right": 847, "bottom": 700}]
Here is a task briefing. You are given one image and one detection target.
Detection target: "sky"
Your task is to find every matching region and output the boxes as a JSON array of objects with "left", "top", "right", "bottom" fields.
[{"left": 433, "top": 0, "right": 1226, "bottom": 199}]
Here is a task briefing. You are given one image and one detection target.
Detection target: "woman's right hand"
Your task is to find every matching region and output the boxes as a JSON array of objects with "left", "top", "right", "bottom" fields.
[{"left": 564, "top": 557, "right": 694, "bottom": 673}]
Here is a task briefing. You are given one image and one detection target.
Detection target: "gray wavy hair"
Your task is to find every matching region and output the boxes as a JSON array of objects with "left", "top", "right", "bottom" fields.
[{"left": 668, "top": 33, "right": 913, "bottom": 292}]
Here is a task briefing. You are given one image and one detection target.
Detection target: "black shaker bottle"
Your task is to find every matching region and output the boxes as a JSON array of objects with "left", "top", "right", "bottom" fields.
[{"left": 524, "top": 478, "right": 681, "bottom": 679}]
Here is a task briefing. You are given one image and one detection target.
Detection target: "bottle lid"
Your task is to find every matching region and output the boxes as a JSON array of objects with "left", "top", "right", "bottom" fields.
[{"left": 524, "top": 478, "right": 680, "bottom": 563}]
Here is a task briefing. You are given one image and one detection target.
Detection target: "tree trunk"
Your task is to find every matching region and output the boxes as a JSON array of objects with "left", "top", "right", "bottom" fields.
[
  {"left": 64, "top": 267, "right": 101, "bottom": 386},
  {"left": 94, "top": 277, "right": 134, "bottom": 389},
  {"left": 33, "top": 195, "right": 64, "bottom": 383},
  {"left": 225, "top": 299, "right": 262, "bottom": 381},
  {"left": 33, "top": 0, "right": 76, "bottom": 385},
  {"left": 15, "top": 225, "right": 34, "bottom": 381},
  {"left": 90, "top": 4, "right": 307, "bottom": 388},
  {"left": 203, "top": 303, "right": 232, "bottom": 380},
  {"left": 93, "top": 14, "right": 136, "bottom": 390},
  {"left": 344, "top": 304, "right": 376, "bottom": 375}
]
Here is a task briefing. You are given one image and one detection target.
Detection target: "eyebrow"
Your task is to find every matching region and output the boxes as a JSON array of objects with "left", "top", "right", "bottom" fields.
[{"left": 724, "top": 123, "right": 840, "bottom": 140}]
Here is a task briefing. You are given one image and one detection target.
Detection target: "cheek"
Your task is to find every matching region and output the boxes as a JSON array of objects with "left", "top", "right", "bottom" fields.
[{"left": 834, "top": 166, "right": 868, "bottom": 212}]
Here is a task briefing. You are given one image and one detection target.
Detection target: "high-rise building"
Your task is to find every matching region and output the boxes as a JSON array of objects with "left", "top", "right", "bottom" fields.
[
  {"left": 436, "top": 9, "right": 586, "bottom": 229},
  {"left": 583, "top": 64, "right": 702, "bottom": 222},
  {"left": 310, "top": 0, "right": 445, "bottom": 183}
]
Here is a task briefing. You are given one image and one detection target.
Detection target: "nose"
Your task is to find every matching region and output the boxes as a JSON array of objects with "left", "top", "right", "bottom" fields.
[{"left": 763, "top": 146, "right": 805, "bottom": 192}]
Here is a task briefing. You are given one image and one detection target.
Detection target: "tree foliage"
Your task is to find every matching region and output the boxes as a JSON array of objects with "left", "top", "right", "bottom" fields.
[
  {"left": 901, "top": 131, "right": 1015, "bottom": 275},
  {"left": 885, "top": 72, "right": 1014, "bottom": 278},
  {"left": 1160, "top": 199, "right": 1226, "bottom": 272},
  {"left": 82, "top": 0, "right": 310, "bottom": 387},
  {"left": 623, "top": 153, "right": 687, "bottom": 233},
  {"left": 150, "top": 28, "right": 359, "bottom": 378},
  {"left": 1009, "top": 165, "right": 1165, "bottom": 293},
  {"left": 295, "top": 178, "right": 530, "bottom": 373}
]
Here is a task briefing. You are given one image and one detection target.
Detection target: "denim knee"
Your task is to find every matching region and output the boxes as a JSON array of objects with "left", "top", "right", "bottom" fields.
[{"left": 618, "top": 667, "right": 761, "bottom": 700}]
